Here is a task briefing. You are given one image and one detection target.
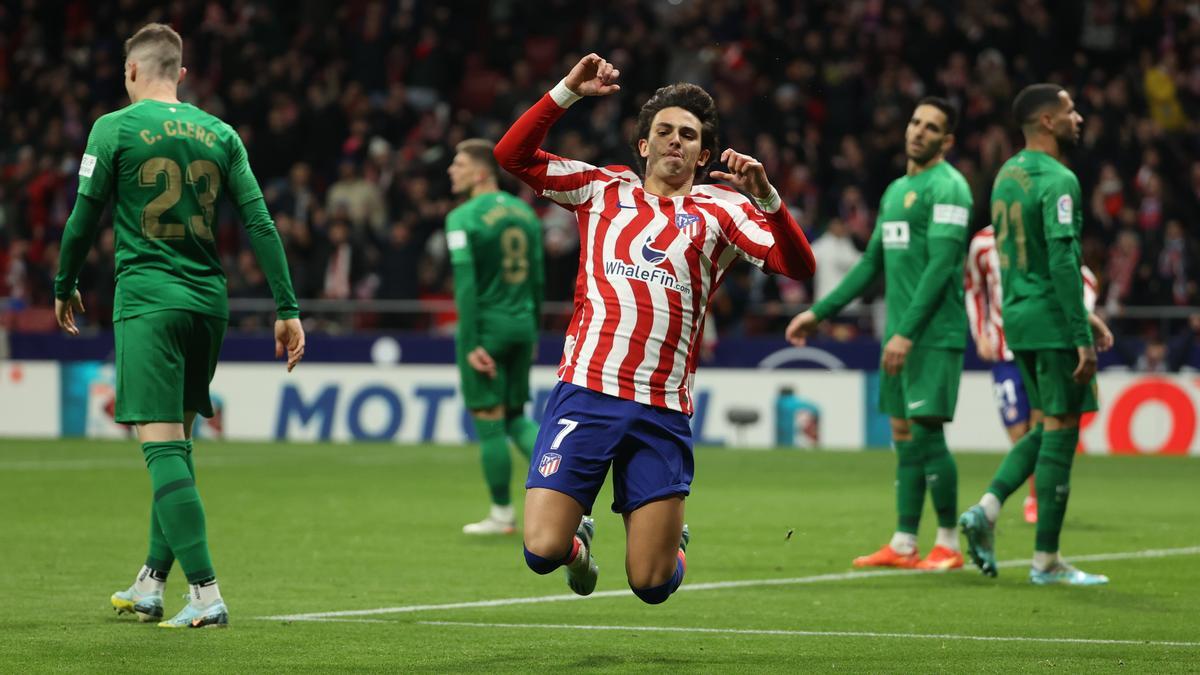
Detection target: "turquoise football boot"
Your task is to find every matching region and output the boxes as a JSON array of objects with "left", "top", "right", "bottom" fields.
[
  {"left": 959, "top": 505, "right": 998, "bottom": 578},
  {"left": 158, "top": 596, "right": 229, "bottom": 629},
  {"left": 110, "top": 586, "right": 164, "bottom": 622},
  {"left": 1030, "top": 561, "right": 1109, "bottom": 586}
]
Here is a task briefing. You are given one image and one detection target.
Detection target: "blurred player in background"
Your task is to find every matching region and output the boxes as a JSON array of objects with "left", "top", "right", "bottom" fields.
[
  {"left": 446, "top": 139, "right": 545, "bottom": 535},
  {"left": 788, "top": 99, "right": 972, "bottom": 571},
  {"left": 959, "top": 84, "right": 1112, "bottom": 586},
  {"left": 495, "top": 54, "right": 815, "bottom": 603},
  {"left": 54, "top": 24, "right": 305, "bottom": 628},
  {"left": 965, "top": 225, "right": 1105, "bottom": 523}
]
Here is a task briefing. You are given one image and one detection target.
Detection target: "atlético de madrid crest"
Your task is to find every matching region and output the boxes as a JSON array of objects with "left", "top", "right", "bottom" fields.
[
  {"left": 538, "top": 452, "right": 562, "bottom": 478},
  {"left": 675, "top": 213, "right": 701, "bottom": 238}
]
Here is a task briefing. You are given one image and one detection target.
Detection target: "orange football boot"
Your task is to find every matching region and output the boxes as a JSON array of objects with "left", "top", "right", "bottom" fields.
[
  {"left": 852, "top": 544, "right": 921, "bottom": 568},
  {"left": 915, "top": 545, "right": 964, "bottom": 570}
]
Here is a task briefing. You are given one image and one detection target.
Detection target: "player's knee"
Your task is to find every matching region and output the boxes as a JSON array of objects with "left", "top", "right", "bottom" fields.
[
  {"left": 630, "top": 579, "right": 674, "bottom": 605},
  {"left": 523, "top": 546, "right": 563, "bottom": 575},
  {"left": 625, "top": 558, "right": 676, "bottom": 591},
  {"left": 522, "top": 530, "right": 571, "bottom": 570}
]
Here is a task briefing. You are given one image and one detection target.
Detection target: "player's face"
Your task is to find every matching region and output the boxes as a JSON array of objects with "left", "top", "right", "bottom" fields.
[
  {"left": 447, "top": 152, "right": 482, "bottom": 197},
  {"left": 1051, "top": 90, "right": 1083, "bottom": 151},
  {"left": 639, "top": 107, "right": 709, "bottom": 187},
  {"left": 905, "top": 104, "right": 951, "bottom": 165}
]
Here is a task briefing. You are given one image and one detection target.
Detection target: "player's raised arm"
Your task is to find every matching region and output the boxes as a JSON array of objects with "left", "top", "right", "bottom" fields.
[
  {"left": 224, "top": 131, "right": 304, "bottom": 371},
  {"left": 709, "top": 148, "right": 816, "bottom": 281},
  {"left": 493, "top": 54, "right": 618, "bottom": 208}
]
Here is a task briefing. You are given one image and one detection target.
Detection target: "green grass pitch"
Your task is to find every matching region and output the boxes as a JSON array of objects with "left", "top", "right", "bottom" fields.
[{"left": 1, "top": 439, "right": 1197, "bottom": 672}]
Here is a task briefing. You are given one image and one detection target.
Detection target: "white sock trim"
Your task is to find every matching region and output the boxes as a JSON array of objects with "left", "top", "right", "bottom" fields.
[
  {"left": 189, "top": 580, "right": 221, "bottom": 608},
  {"left": 935, "top": 527, "right": 960, "bottom": 551},
  {"left": 980, "top": 493, "right": 1002, "bottom": 523},
  {"left": 889, "top": 532, "right": 918, "bottom": 554},
  {"left": 134, "top": 565, "right": 166, "bottom": 594}
]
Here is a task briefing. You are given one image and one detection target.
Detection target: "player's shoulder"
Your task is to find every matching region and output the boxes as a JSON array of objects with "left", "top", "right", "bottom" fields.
[
  {"left": 968, "top": 225, "right": 994, "bottom": 253},
  {"left": 936, "top": 161, "right": 971, "bottom": 189},
  {"left": 691, "top": 183, "right": 751, "bottom": 206},
  {"left": 596, "top": 164, "right": 642, "bottom": 186},
  {"left": 91, "top": 104, "right": 140, "bottom": 134}
]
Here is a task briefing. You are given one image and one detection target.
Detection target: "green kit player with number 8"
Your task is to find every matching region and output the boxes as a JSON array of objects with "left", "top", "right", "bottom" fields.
[
  {"left": 446, "top": 139, "right": 545, "bottom": 536},
  {"left": 54, "top": 23, "right": 304, "bottom": 628}
]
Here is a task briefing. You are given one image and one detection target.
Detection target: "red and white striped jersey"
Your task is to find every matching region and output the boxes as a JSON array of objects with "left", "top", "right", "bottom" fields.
[
  {"left": 496, "top": 93, "right": 814, "bottom": 414},
  {"left": 965, "top": 225, "right": 1097, "bottom": 362}
]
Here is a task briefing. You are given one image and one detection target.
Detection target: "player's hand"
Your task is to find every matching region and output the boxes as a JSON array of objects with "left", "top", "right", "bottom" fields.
[
  {"left": 275, "top": 318, "right": 306, "bottom": 372},
  {"left": 54, "top": 290, "right": 85, "bottom": 336},
  {"left": 564, "top": 54, "right": 621, "bottom": 97},
  {"left": 785, "top": 310, "right": 820, "bottom": 346},
  {"left": 709, "top": 148, "right": 773, "bottom": 202},
  {"left": 975, "top": 335, "right": 997, "bottom": 362},
  {"left": 1089, "top": 313, "right": 1114, "bottom": 352},
  {"left": 1073, "top": 345, "right": 1098, "bottom": 384},
  {"left": 883, "top": 334, "right": 913, "bottom": 376},
  {"left": 468, "top": 346, "right": 497, "bottom": 379}
]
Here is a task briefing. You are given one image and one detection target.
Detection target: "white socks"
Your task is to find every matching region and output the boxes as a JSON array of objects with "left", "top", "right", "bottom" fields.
[
  {"left": 980, "top": 493, "right": 1002, "bottom": 523},
  {"left": 133, "top": 565, "right": 166, "bottom": 595},
  {"left": 490, "top": 504, "right": 515, "bottom": 523},
  {"left": 889, "top": 532, "right": 918, "bottom": 555},
  {"left": 935, "top": 527, "right": 960, "bottom": 551},
  {"left": 189, "top": 580, "right": 222, "bottom": 608},
  {"left": 1033, "top": 551, "right": 1061, "bottom": 572}
]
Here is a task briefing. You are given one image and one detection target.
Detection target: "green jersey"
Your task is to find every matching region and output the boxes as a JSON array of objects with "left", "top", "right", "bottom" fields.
[
  {"left": 992, "top": 149, "right": 1091, "bottom": 349},
  {"left": 447, "top": 191, "right": 545, "bottom": 348},
  {"left": 814, "top": 160, "right": 972, "bottom": 349},
  {"left": 60, "top": 99, "right": 297, "bottom": 321}
]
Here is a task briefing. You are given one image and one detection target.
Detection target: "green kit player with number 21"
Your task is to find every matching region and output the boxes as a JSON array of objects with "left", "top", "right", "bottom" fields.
[{"left": 53, "top": 23, "right": 305, "bottom": 628}]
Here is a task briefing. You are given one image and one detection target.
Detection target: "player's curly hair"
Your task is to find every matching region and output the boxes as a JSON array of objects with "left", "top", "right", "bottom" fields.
[{"left": 630, "top": 83, "right": 719, "bottom": 182}]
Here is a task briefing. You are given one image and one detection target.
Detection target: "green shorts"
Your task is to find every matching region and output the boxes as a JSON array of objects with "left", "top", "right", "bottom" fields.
[
  {"left": 879, "top": 346, "right": 963, "bottom": 421},
  {"left": 115, "top": 309, "right": 226, "bottom": 424},
  {"left": 458, "top": 335, "right": 535, "bottom": 412},
  {"left": 1013, "top": 349, "right": 1099, "bottom": 416}
]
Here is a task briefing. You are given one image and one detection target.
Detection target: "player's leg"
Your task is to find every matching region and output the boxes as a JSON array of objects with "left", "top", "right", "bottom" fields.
[
  {"left": 614, "top": 401, "right": 693, "bottom": 604},
  {"left": 1029, "top": 350, "right": 1106, "bottom": 585},
  {"left": 622, "top": 497, "right": 687, "bottom": 604},
  {"left": 854, "top": 365, "right": 922, "bottom": 568},
  {"left": 961, "top": 353, "right": 1043, "bottom": 577},
  {"left": 153, "top": 312, "right": 228, "bottom": 627},
  {"left": 522, "top": 383, "right": 623, "bottom": 595},
  {"left": 504, "top": 339, "right": 539, "bottom": 460},
  {"left": 459, "top": 342, "right": 518, "bottom": 534},
  {"left": 907, "top": 348, "right": 963, "bottom": 570}
]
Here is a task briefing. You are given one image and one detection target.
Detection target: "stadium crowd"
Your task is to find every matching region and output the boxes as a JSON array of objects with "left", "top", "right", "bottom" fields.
[{"left": 2, "top": 0, "right": 1198, "bottom": 365}]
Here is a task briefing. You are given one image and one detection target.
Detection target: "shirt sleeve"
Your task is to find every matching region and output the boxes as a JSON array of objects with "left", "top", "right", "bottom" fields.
[
  {"left": 447, "top": 209, "right": 481, "bottom": 350},
  {"left": 894, "top": 176, "right": 972, "bottom": 338},
  {"left": 238, "top": 196, "right": 300, "bottom": 319},
  {"left": 224, "top": 128, "right": 265, "bottom": 206},
  {"left": 493, "top": 89, "right": 602, "bottom": 210},
  {"left": 964, "top": 237, "right": 987, "bottom": 345},
  {"left": 811, "top": 223, "right": 884, "bottom": 321},
  {"left": 77, "top": 114, "right": 119, "bottom": 200},
  {"left": 1042, "top": 172, "right": 1082, "bottom": 241},
  {"left": 708, "top": 187, "right": 816, "bottom": 280},
  {"left": 54, "top": 193, "right": 106, "bottom": 300}
]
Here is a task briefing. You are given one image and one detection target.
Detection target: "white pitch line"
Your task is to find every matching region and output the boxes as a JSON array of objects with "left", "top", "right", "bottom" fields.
[
  {"left": 255, "top": 545, "right": 1200, "bottom": 622},
  {"left": 418, "top": 620, "right": 1200, "bottom": 648}
]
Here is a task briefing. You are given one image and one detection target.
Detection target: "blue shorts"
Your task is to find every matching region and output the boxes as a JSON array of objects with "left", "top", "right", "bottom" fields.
[
  {"left": 991, "top": 361, "right": 1031, "bottom": 428},
  {"left": 525, "top": 382, "right": 694, "bottom": 515}
]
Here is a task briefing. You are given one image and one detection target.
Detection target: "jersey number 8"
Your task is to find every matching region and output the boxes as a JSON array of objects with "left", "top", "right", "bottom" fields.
[
  {"left": 139, "top": 157, "right": 220, "bottom": 241},
  {"left": 501, "top": 226, "right": 529, "bottom": 285}
]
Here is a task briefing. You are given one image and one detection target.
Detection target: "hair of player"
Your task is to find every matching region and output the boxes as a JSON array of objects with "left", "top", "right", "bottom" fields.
[
  {"left": 916, "top": 96, "right": 959, "bottom": 134},
  {"left": 630, "top": 83, "right": 719, "bottom": 182},
  {"left": 456, "top": 138, "right": 499, "bottom": 180},
  {"left": 1012, "top": 83, "right": 1065, "bottom": 131},
  {"left": 124, "top": 23, "right": 183, "bottom": 81}
]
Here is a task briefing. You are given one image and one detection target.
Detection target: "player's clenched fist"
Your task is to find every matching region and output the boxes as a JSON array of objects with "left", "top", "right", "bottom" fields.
[
  {"left": 710, "top": 148, "right": 773, "bottom": 202},
  {"left": 564, "top": 53, "right": 621, "bottom": 97}
]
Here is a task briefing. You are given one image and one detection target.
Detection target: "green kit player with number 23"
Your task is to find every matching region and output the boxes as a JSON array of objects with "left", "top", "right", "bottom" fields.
[{"left": 53, "top": 23, "right": 305, "bottom": 629}]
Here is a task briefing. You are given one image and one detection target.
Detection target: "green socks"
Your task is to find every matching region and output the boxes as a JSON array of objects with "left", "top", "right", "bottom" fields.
[
  {"left": 505, "top": 415, "right": 539, "bottom": 460},
  {"left": 895, "top": 440, "right": 925, "bottom": 534},
  {"left": 988, "top": 424, "right": 1044, "bottom": 503},
  {"left": 914, "top": 425, "right": 958, "bottom": 528},
  {"left": 145, "top": 439, "right": 195, "bottom": 574},
  {"left": 142, "top": 441, "right": 214, "bottom": 584},
  {"left": 1035, "top": 428, "right": 1079, "bottom": 553},
  {"left": 476, "top": 418, "right": 512, "bottom": 506}
]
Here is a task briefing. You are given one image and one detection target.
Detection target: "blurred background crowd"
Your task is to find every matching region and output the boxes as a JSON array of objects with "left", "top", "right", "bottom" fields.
[{"left": 2, "top": 0, "right": 1198, "bottom": 369}]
